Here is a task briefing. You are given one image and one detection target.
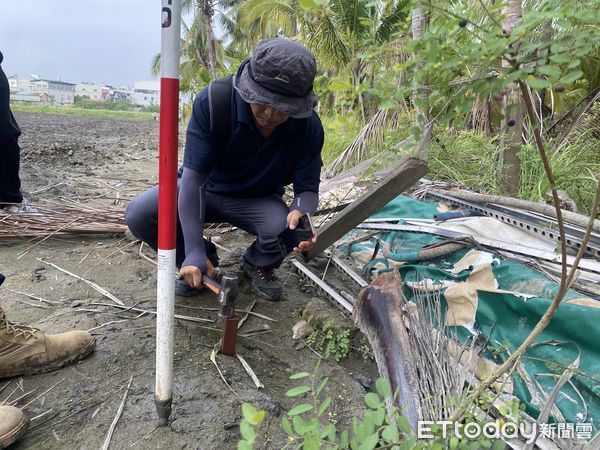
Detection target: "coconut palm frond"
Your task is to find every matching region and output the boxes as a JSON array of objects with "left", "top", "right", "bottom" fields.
[
  {"left": 150, "top": 53, "right": 161, "bottom": 78},
  {"left": 238, "top": 0, "right": 297, "bottom": 36},
  {"left": 554, "top": 89, "right": 600, "bottom": 152},
  {"left": 181, "top": 0, "right": 195, "bottom": 13},
  {"left": 551, "top": 86, "right": 589, "bottom": 116},
  {"left": 219, "top": 0, "right": 243, "bottom": 9},
  {"left": 329, "top": 0, "right": 371, "bottom": 41},
  {"left": 376, "top": 0, "right": 411, "bottom": 43},
  {"left": 327, "top": 108, "right": 400, "bottom": 176},
  {"left": 581, "top": 43, "right": 600, "bottom": 94},
  {"left": 303, "top": 8, "right": 352, "bottom": 68},
  {"left": 216, "top": 8, "right": 239, "bottom": 36}
]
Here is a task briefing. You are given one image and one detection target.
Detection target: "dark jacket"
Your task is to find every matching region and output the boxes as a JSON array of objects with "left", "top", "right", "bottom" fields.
[{"left": 0, "top": 51, "right": 21, "bottom": 139}]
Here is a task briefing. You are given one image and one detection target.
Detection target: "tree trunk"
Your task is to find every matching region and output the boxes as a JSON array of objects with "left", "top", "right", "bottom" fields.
[
  {"left": 536, "top": 20, "right": 553, "bottom": 120},
  {"left": 498, "top": 0, "right": 524, "bottom": 195},
  {"left": 469, "top": 96, "right": 493, "bottom": 136},
  {"left": 353, "top": 271, "right": 421, "bottom": 427},
  {"left": 199, "top": 0, "right": 217, "bottom": 80},
  {"left": 411, "top": 4, "right": 430, "bottom": 160}
]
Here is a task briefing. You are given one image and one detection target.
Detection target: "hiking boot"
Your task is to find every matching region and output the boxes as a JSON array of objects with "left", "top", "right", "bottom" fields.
[
  {"left": 242, "top": 261, "right": 282, "bottom": 301},
  {"left": 0, "top": 306, "right": 96, "bottom": 379},
  {"left": 0, "top": 406, "right": 28, "bottom": 448}
]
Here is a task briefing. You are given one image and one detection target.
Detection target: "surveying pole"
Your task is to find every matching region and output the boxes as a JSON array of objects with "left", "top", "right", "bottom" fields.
[{"left": 156, "top": 0, "right": 181, "bottom": 426}]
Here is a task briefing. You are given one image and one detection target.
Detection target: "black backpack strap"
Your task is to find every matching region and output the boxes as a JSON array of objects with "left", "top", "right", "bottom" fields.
[{"left": 208, "top": 74, "right": 234, "bottom": 149}]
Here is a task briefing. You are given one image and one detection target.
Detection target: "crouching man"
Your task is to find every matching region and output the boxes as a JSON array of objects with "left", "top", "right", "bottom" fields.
[{"left": 125, "top": 38, "right": 324, "bottom": 301}]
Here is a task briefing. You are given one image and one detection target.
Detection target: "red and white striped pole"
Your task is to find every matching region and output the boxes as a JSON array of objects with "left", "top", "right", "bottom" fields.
[{"left": 156, "top": 0, "right": 181, "bottom": 426}]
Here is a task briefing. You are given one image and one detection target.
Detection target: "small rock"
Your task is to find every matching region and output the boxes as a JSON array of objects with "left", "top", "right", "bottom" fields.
[
  {"left": 292, "top": 319, "right": 311, "bottom": 340},
  {"left": 67, "top": 149, "right": 74, "bottom": 156},
  {"left": 302, "top": 298, "right": 357, "bottom": 334}
]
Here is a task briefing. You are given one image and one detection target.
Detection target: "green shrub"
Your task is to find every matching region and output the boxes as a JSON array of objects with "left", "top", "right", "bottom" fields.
[
  {"left": 74, "top": 96, "right": 133, "bottom": 111},
  {"left": 11, "top": 103, "right": 153, "bottom": 120},
  {"left": 238, "top": 363, "right": 518, "bottom": 449},
  {"left": 306, "top": 320, "right": 351, "bottom": 361},
  {"left": 428, "top": 129, "right": 500, "bottom": 193},
  {"left": 320, "top": 114, "right": 364, "bottom": 165},
  {"left": 519, "top": 106, "right": 600, "bottom": 216}
]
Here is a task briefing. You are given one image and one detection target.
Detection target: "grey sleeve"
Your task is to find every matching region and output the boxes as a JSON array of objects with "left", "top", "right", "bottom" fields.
[
  {"left": 179, "top": 167, "right": 209, "bottom": 272},
  {"left": 289, "top": 191, "right": 319, "bottom": 215}
]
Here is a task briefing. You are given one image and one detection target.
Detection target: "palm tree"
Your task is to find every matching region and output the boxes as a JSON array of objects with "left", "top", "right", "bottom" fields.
[
  {"left": 411, "top": 2, "right": 430, "bottom": 159},
  {"left": 152, "top": 0, "right": 240, "bottom": 95},
  {"left": 498, "top": 0, "right": 524, "bottom": 196},
  {"left": 238, "top": 0, "right": 411, "bottom": 116},
  {"left": 237, "top": 0, "right": 298, "bottom": 41}
]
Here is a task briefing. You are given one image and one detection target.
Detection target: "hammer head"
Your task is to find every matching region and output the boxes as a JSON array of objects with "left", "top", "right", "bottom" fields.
[{"left": 218, "top": 274, "right": 239, "bottom": 318}]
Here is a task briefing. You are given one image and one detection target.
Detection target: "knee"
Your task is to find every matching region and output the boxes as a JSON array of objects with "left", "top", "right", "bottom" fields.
[
  {"left": 258, "top": 213, "right": 287, "bottom": 237},
  {"left": 125, "top": 196, "right": 153, "bottom": 238}
]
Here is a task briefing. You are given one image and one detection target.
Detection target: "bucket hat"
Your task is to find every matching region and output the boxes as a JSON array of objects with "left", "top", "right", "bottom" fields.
[{"left": 233, "top": 38, "right": 317, "bottom": 119}]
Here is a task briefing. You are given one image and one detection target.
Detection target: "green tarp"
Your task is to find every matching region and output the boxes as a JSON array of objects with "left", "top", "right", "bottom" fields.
[{"left": 345, "top": 195, "right": 600, "bottom": 432}]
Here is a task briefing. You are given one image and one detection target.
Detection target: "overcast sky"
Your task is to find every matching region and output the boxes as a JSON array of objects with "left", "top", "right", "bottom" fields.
[{"left": 0, "top": 0, "right": 169, "bottom": 86}]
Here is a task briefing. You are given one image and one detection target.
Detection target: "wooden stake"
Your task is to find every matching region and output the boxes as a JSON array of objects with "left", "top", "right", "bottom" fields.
[{"left": 305, "top": 157, "right": 428, "bottom": 259}]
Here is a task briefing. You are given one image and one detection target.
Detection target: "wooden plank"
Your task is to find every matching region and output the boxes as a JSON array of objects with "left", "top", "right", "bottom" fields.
[{"left": 306, "top": 157, "right": 428, "bottom": 260}]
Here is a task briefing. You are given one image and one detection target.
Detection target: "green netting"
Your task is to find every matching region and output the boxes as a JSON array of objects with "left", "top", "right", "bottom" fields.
[{"left": 348, "top": 195, "right": 600, "bottom": 430}]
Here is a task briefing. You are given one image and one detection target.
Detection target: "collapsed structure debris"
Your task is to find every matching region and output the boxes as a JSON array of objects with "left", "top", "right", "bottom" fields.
[{"left": 293, "top": 162, "right": 600, "bottom": 448}]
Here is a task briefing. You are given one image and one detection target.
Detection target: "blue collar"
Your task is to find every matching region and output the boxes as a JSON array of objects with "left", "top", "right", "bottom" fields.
[{"left": 234, "top": 90, "right": 253, "bottom": 125}]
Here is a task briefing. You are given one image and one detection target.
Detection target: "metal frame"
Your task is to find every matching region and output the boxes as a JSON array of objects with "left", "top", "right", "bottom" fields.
[{"left": 426, "top": 191, "right": 600, "bottom": 259}]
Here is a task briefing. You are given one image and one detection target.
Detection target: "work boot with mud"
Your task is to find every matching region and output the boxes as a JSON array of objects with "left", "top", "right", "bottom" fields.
[
  {"left": 0, "top": 306, "right": 96, "bottom": 379},
  {"left": 0, "top": 406, "right": 28, "bottom": 448},
  {"left": 242, "top": 261, "right": 282, "bottom": 301}
]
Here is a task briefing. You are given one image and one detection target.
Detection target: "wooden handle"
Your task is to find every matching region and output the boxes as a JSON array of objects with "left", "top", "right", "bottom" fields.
[{"left": 201, "top": 275, "right": 221, "bottom": 294}]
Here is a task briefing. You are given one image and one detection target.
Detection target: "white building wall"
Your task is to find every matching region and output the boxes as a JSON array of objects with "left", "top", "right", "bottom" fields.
[
  {"left": 76, "top": 83, "right": 105, "bottom": 100},
  {"left": 130, "top": 90, "right": 160, "bottom": 106},
  {"left": 31, "top": 80, "right": 49, "bottom": 95},
  {"left": 134, "top": 80, "right": 160, "bottom": 91},
  {"left": 130, "top": 80, "right": 160, "bottom": 107}
]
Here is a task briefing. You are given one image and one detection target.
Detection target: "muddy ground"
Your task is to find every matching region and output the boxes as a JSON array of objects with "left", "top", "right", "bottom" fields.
[{"left": 1, "top": 112, "right": 377, "bottom": 449}]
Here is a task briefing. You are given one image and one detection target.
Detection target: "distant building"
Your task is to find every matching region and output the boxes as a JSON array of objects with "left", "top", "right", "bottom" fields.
[
  {"left": 31, "top": 79, "right": 76, "bottom": 105},
  {"left": 130, "top": 80, "right": 160, "bottom": 106},
  {"left": 75, "top": 82, "right": 107, "bottom": 101},
  {"left": 108, "top": 86, "right": 133, "bottom": 102},
  {"left": 7, "top": 76, "right": 33, "bottom": 94},
  {"left": 13, "top": 91, "right": 51, "bottom": 105}
]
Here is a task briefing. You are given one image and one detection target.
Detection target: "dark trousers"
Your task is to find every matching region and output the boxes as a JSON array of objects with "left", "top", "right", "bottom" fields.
[
  {"left": 0, "top": 134, "right": 22, "bottom": 204},
  {"left": 125, "top": 186, "right": 289, "bottom": 269}
]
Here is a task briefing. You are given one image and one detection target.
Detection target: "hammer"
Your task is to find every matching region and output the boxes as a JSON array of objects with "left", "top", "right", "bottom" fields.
[{"left": 201, "top": 274, "right": 239, "bottom": 356}]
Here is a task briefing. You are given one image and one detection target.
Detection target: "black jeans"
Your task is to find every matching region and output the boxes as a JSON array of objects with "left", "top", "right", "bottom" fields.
[
  {"left": 125, "top": 186, "right": 289, "bottom": 269},
  {"left": 0, "top": 133, "right": 22, "bottom": 204}
]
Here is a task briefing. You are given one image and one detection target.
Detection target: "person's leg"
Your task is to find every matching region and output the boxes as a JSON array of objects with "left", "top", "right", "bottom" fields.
[
  {"left": 206, "top": 193, "right": 288, "bottom": 269},
  {"left": 0, "top": 134, "right": 23, "bottom": 205},
  {"left": 124, "top": 186, "right": 187, "bottom": 268},
  {"left": 125, "top": 186, "right": 219, "bottom": 299},
  {"left": 204, "top": 193, "right": 289, "bottom": 300}
]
